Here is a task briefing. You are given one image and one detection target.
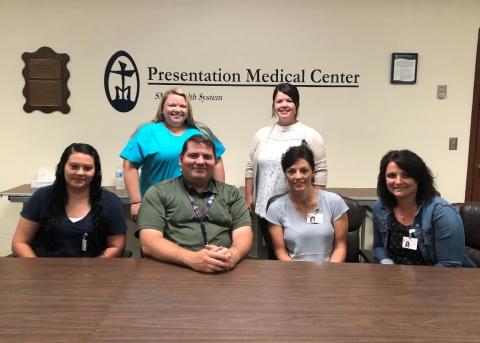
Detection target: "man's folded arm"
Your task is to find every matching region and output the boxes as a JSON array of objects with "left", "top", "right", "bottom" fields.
[{"left": 227, "top": 226, "right": 253, "bottom": 269}]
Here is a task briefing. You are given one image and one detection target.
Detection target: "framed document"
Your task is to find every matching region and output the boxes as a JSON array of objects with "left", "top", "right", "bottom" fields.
[{"left": 390, "top": 53, "right": 418, "bottom": 84}]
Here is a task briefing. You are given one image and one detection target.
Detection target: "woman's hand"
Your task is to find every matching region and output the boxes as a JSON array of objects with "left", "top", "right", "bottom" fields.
[
  {"left": 130, "top": 202, "right": 141, "bottom": 222},
  {"left": 123, "top": 159, "right": 142, "bottom": 221},
  {"left": 98, "top": 234, "right": 126, "bottom": 258},
  {"left": 245, "top": 194, "right": 255, "bottom": 212},
  {"left": 244, "top": 178, "right": 255, "bottom": 212}
]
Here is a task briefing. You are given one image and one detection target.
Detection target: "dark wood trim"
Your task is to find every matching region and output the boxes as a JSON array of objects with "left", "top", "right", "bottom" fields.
[
  {"left": 22, "top": 46, "right": 71, "bottom": 114},
  {"left": 465, "top": 29, "right": 480, "bottom": 201}
]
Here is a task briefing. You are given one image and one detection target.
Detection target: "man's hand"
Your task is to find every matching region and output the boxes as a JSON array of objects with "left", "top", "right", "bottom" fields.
[
  {"left": 184, "top": 246, "right": 230, "bottom": 273},
  {"left": 139, "top": 228, "right": 251, "bottom": 274},
  {"left": 206, "top": 245, "right": 241, "bottom": 271}
]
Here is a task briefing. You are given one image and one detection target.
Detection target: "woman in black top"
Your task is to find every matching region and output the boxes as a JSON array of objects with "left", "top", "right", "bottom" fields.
[{"left": 12, "top": 143, "right": 127, "bottom": 257}]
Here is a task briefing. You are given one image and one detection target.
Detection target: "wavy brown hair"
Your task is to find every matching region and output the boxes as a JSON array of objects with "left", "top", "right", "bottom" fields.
[{"left": 377, "top": 149, "right": 438, "bottom": 208}]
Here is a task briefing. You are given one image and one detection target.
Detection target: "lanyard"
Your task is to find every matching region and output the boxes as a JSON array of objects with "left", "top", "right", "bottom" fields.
[{"left": 186, "top": 192, "right": 216, "bottom": 246}]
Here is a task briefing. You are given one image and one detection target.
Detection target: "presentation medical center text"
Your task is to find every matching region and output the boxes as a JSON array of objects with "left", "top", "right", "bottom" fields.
[{"left": 147, "top": 68, "right": 360, "bottom": 85}]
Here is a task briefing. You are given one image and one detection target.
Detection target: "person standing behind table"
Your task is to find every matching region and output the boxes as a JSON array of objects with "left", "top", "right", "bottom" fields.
[
  {"left": 245, "top": 83, "right": 327, "bottom": 258},
  {"left": 12, "top": 143, "right": 127, "bottom": 257},
  {"left": 373, "top": 149, "right": 475, "bottom": 267},
  {"left": 120, "top": 87, "right": 226, "bottom": 221},
  {"left": 266, "top": 144, "right": 348, "bottom": 262},
  {"left": 137, "top": 135, "right": 253, "bottom": 273}
]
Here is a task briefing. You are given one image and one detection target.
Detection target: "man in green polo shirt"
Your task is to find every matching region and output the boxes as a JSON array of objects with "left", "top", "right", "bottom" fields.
[{"left": 137, "top": 135, "right": 253, "bottom": 273}]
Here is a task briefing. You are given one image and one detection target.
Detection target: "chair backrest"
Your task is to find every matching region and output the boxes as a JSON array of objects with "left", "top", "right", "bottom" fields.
[
  {"left": 452, "top": 202, "right": 480, "bottom": 266},
  {"left": 264, "top": 194, "right": 287, "bottom": 259},
  {"left": 265, "top": 193, "right": 365, "bottom": 262},
  {"left": 266, "top": 194, "right": 285, "bottom": 213},
  {"left": 342, "top": 197, "right": 365, "bottom": 263}
]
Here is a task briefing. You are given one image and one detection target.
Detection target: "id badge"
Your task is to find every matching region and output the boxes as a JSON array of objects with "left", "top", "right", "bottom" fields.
[
  {"left": 307, "top": 212, "right": 323, "bottom": 224},
  {"left": 402, "top": 236, "right": 418, "bottom": 250},
  {"left": 81, "top": 233, "right": 88, "bottom": 252}
]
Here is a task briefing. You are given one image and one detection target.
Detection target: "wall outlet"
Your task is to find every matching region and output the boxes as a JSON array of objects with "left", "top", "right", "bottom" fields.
[{"left": 437, "top": 85, "right": 447, "bottom": 99}]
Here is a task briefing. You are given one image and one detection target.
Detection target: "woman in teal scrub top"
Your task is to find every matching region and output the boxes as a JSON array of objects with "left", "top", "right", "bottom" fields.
[{"left": 120, "top": 87, "right": 225, "bottom": 220}]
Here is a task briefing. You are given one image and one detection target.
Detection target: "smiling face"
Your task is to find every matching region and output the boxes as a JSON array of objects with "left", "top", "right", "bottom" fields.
[
  {"left": 385, "top": 162, "right": 418, "bottom": 201},
  {"left": 179, "top": 141, "right": 216, "bottom": 187},
  {"left": 285, "top": 158, "right": 314, "bottom": 193},
  {"left": 274, "top": 91, "right": 297, "bottom": 126},
  {"left": 64, "top": 152, "right": 95, "bottom": 191},
  {"left": 162, "top": 94, "right": 188, "bottom": 129}
]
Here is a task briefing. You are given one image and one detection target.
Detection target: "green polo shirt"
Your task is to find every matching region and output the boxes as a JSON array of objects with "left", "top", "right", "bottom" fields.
[{"left": 136, "top": 177, "right": 251, "bottom": 251}]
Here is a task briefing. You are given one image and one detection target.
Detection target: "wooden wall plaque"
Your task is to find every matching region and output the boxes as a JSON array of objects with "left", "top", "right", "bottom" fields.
[{"left": 22, "top": 47, "right": 70, "bottom": 114}]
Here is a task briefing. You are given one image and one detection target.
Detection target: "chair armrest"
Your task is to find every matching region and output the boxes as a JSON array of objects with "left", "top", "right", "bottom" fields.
[
  {"left": 122, "top": 250, "right": 133, "bottom": 258},
  {"left": 359, "top": 249, "right": 376, "bottom": 263}
]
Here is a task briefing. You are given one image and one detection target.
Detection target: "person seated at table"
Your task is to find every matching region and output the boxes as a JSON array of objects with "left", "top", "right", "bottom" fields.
[
  {"left": 373, "top": 149, "right": 475, "bottom": 267},
  {"left": 137, "top": 135, "right": 253, "bottom": 273},
  {"left": 266, "top": 143, "right": 348, "bottom": 261},
  {"left": 11, "top": 143, "right": 128, "bottom": 257}
]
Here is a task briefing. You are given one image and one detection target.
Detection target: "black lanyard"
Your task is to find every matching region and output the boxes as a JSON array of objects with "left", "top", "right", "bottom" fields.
[{"left": 186, "top": 192, "right": 216, "bottom": 246}]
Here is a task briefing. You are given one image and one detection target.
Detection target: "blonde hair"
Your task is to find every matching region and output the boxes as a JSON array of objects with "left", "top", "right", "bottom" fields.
[
  {"left": 154, "top": 87, "right": 195, "bottom": 127},
  {"left": 130, "top": 87, "right": 219, "bottom": 142}
]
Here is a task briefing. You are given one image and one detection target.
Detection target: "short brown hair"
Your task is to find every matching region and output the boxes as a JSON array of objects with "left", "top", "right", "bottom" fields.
[{"left": 180, "top": 135, "right": 216, "bottom": 157}]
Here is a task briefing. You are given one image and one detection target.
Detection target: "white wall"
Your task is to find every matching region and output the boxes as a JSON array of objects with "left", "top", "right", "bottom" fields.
[{"left": 1, "top": 0, "right": 479, "bottom": 255}]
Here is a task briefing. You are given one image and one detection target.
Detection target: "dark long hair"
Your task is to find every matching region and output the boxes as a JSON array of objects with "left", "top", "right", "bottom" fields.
[
  {"left": 272, "top": 83, "right": 300, "bottom": 118},
  {"left": 377, "top": 149, "right": 438, "bottom": 208},
  {"left": 38, "top": 143, "right": 105, "bottom": 256},
  {"left": 180, "top": 134, "right": 216, "bottom": 157}
]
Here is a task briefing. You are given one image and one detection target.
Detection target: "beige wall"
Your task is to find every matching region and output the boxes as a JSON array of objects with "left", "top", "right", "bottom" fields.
[{"left": 1, "top": 0, "right": 479, "bottom": 254}]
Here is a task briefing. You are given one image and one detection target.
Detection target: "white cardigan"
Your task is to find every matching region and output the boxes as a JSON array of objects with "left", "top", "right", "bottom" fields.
[{"left": 245, "top": 122, "right": 328, "bottom": 199}]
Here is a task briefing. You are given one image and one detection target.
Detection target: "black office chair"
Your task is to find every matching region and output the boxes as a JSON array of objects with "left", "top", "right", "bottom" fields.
[
  {"left": 122, "top": 250, "right": 133, "bottom": 258},
  {"left": 342, "top": 196, "right": 373, "bottom": 263},
  {"left": 263, "top": 194, "right": 285, "bottom": 259},
  {"left": 265, "top": 193, "right": 372, "bottom": 262},
  {"left": 452, "top": 202, "right": 480, "bottom": 267}
]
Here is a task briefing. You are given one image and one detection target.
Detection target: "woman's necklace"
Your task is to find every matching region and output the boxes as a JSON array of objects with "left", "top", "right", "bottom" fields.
[
  {"left": 394, "top": 206, "right": 417, "bottom": 225},
  {"left": 290, "top": 189, "right": 318, "bottom": 215}
]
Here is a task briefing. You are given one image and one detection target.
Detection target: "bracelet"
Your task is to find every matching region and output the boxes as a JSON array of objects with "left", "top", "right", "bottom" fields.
[{"left": 130, "top": 201, "right": 141, "bottom": 205}]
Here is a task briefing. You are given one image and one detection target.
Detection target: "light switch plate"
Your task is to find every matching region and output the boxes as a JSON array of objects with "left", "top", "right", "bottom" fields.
[{"left": 449, "top": 137, "right": 458, "bottom": 150}]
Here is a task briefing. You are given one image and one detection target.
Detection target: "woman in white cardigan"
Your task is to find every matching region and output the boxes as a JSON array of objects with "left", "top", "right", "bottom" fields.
[{"left": 245, "top": 83, "right": 327, "bottom": 257}]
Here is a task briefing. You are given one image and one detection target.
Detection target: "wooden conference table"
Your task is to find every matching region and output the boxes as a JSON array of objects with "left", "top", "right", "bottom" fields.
[{"left": 0, "top": 258, "right": 479, "bottom": 342}]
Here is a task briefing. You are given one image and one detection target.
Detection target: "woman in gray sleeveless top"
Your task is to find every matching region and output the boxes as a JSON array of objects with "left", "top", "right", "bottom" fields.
[{"left": 266, "top": 144, "right": 348, "bottom": 261}]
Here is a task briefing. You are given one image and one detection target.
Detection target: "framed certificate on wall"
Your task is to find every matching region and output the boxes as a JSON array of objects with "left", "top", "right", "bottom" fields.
[{"left": 391, "top": 53, "right": 418, "bottom": 84}]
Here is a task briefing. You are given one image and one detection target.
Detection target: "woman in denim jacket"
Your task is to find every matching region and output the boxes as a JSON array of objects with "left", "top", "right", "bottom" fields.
[{"left": 373, "top": 150, "right": 474, "bottom": 267}]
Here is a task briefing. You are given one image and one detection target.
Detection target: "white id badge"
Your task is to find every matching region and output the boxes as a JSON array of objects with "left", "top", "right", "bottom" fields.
[
  {"left": 402, "top": 236, "right": 418, "bottom": 250},
  {"left": 307, "top": 212, "right": 323, "bottom": 224}
]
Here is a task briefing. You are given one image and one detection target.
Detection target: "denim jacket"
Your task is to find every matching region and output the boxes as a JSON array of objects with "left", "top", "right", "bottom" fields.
[{"left": 373, "top": 196, "right": 475, "bottom": 267}]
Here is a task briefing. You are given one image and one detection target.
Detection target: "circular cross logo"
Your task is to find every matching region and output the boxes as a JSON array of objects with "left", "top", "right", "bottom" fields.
[{"left": 104, "top": 51, "right": 140, "bottom": 112}]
